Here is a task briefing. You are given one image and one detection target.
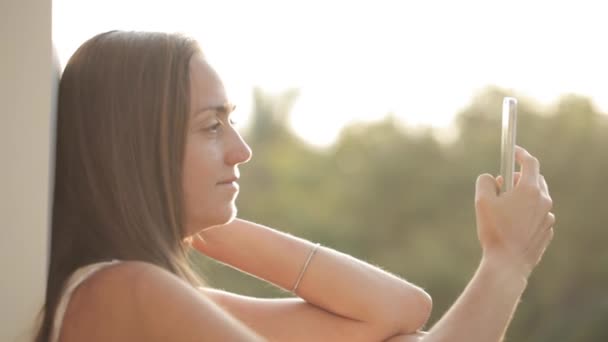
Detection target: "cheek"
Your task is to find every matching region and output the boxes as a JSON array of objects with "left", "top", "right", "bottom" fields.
[
  {"left": 182, "top": 137, "right": 226, "bottom": 230},
  {"left": 183, "top": 139, "right": 216, "bottom": 204}
]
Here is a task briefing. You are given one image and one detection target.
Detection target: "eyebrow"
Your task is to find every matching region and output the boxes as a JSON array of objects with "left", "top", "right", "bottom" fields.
[{"left": 193, "top": 103, "right": 236, "bottom": 118}]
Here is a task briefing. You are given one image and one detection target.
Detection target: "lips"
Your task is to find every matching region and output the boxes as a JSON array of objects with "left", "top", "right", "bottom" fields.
[
  {"left": 217, "top": 177, "right": 238, "bottom": 185},
  {"left": 217, "top": 178, "right": 239, "bottom": 192}
]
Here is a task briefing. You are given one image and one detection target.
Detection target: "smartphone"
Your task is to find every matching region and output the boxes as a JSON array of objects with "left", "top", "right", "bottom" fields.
[{"left": 500, "top": 97, "right": 517, "bottom": 193}]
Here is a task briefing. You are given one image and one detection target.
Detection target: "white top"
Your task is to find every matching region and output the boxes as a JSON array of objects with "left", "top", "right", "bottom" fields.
[{"left": 49, "top": 260, "right": 121, "bottom": 342}]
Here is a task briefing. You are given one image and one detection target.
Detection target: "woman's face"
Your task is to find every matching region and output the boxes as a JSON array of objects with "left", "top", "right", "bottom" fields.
[{"left": 182, "top": 54, "right": 252, "bottom": 236}]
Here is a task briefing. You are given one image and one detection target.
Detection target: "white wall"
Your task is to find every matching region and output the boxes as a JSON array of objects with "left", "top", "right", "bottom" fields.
[{"left": 0, "top": 0, "right": 55, "bottom": 340}]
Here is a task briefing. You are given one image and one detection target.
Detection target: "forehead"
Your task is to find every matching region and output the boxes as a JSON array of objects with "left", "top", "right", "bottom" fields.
[{"left": 189, "top": 54, "right": 227, "bottom": 110}]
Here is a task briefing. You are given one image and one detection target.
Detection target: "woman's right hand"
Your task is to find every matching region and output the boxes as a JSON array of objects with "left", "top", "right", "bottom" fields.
[{"left": 474, "top": 146, "right": 555, "bottom": 279}]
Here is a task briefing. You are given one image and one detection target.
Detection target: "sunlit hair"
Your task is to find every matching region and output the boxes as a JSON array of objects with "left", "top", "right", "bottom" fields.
[{"left": 35, "top": 30, "right": 204, "bottom": 342}]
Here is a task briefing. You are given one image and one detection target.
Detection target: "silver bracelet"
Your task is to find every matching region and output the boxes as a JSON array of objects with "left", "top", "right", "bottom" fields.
[{"left": 291, "top": 243, "right": 321, "bottom": 294}]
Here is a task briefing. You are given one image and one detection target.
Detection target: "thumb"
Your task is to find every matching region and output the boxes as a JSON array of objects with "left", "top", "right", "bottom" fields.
[
  {"left": 496, "top": 175, "right": 504, "bottom": 189},
  {"left": 476, "top": 173, "right": 499, "bottom": 203},
  {"left": 191, "top": 233, "right": 211, "bottom": 255}
]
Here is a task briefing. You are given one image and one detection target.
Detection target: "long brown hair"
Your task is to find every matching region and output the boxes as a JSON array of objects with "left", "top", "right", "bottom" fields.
[{"left": 35, "top": 31, "right": 204, "bottom": 342}]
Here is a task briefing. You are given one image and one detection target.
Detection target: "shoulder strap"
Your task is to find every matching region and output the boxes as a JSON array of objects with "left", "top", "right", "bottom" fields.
[{"left": 50, "top": 260, "right": 120, "bottom": 342}]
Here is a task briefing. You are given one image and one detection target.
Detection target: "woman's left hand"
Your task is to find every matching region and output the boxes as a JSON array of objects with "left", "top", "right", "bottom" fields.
[{"left": 187, "top": 226, "right": 222, "bottom": 255}]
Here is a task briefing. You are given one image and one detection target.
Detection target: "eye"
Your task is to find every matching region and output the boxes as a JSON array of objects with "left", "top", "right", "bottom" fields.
[{"left": 205, "top": 120, "right": 223, "bottom": 133}]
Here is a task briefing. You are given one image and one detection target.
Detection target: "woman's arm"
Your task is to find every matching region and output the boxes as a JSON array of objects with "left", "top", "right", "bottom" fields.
[
  {"left": 193, "top": 145, "right": 550, "bottom": 342},
  {"left": 389, "top": 146, "right": 555, "bottom": 342},
  {"left": 201, "top": 287, "right": 427, "bottom": 341},
  {"left": 385, "top": 258, "right": 528, "bottom": 342},
  {"left": 193, "top": 220, "right": 432, "bottom": 339}
]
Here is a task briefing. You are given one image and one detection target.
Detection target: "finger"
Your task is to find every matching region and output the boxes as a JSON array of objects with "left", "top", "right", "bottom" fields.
[
  {"left": 527, "top": 212, "right": 555, "bottom": 250},
  {"left": 530, "top": 227, "right": 554, "bottom": 266},
  {"left": 502, "top": 172, "right": 522, "bottom": 189},
  {"left": 515, "top": 146, "right": 540, "bottom": 186},
  {"left": 542, "top": 212, "right": 556, "bottom": 229},
  {"left": 526, "top": 224, "right": 555, "bottom": 267},
  {"left": 539, "top": 227, "right": 555, "bottom": 252},
  {"left": 513, "top": 172, "right": 522, "bottom": 185},
  {"left": 476, "top": 173, "right": 499, "bottom": 202},
  {"left": 545, "top": 227, "right": 555, "bottom": 245},
  {"left": 539, "top": 175, "right": 550, "bottom": 197},
  {"left": 496, "top": 175, "right": 504, "bottom": 189},
  {"left": 497, "top": 173, "right": 521, "bottom": 185},
  {"left": 190, "top": 233, "right": 210, "bottom": 254}
]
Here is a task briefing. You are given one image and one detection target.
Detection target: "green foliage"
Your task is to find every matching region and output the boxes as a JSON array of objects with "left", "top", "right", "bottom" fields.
[{"left": 195, "top": 86, "right": 608, "bottom": 341}]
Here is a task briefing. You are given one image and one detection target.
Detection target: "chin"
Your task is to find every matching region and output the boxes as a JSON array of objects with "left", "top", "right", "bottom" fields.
[
  {"left": 217, "top": 201, "right": 238, "bottom": 223},
  {"left": 216, "top": 210, "right": 237, "bottom": 226},
  {"left": 186, "top": 205, "right": 238, "bottom": 236}
]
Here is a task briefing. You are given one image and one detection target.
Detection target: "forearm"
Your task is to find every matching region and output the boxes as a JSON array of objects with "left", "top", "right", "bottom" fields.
[
  {"left": 390, "top": 149, "right": 552, "bottom": 342},
  {"left": 421, "top": 256, "right": 528, "bottom": 342},
  {"left": 197, "top": 218, "right": 432, "bottom": 334}
]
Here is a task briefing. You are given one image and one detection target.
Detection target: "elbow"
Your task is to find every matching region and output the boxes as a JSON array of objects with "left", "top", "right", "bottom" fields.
[
  {"left": 415, "top": 288, "right": 433, "bottom": 330},
  {"left": 394, "top": 287, "right": 433, "bottom": 334},
  {"left": 367, "top": 286, "right": 433, "bottom": 341}
]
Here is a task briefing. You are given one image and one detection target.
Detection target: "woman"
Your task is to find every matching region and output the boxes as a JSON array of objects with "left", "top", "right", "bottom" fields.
[{"left": 36, "top": 30, "right": 554, "bottom": 342}]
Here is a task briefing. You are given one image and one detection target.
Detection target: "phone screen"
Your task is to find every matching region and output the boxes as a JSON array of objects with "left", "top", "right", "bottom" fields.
[{"left": 500, "top": 97, "right": 517, "bottom": 193}]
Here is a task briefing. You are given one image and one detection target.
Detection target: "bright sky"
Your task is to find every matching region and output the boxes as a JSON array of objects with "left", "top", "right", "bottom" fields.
[{"left": 53, "top": 0, "right": 608, "bottom": 146}]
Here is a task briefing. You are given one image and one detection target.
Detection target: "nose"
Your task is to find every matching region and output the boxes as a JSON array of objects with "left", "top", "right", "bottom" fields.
[{"left": 225, "top": 128, "right": 252, "bottom": 166}]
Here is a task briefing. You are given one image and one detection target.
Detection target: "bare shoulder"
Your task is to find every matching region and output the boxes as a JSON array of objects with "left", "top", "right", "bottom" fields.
[{"left": 61, "top": 261, "right": 263, "bottom": 342}]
